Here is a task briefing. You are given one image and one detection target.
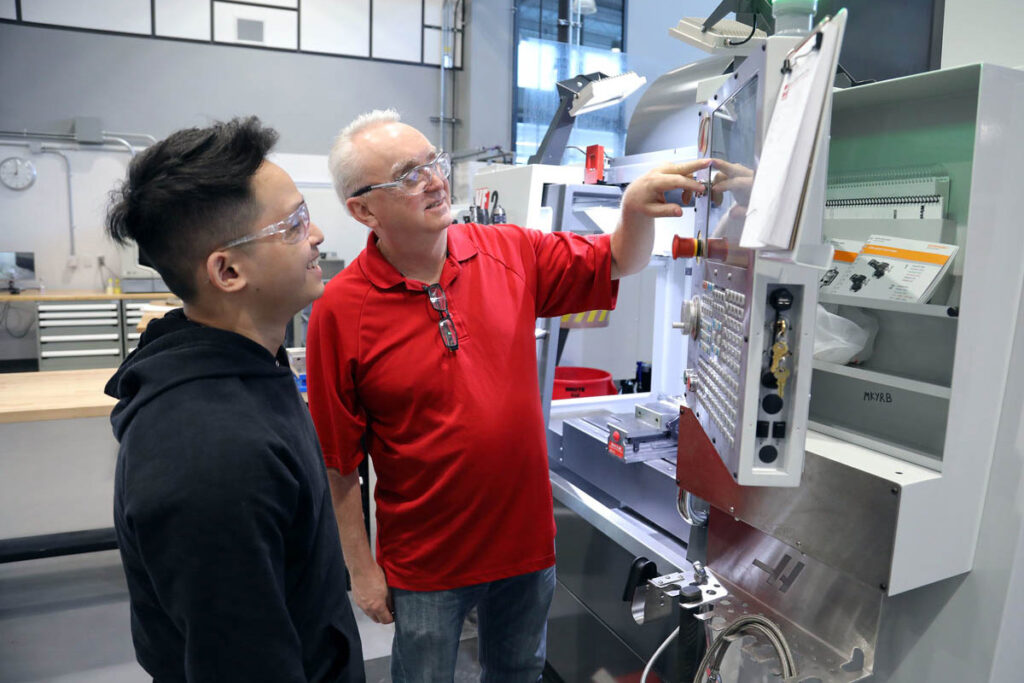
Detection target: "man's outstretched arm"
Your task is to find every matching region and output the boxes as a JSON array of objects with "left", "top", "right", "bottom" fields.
[{"left": 610, "top": 158, "right": 711, "bottom": 278}]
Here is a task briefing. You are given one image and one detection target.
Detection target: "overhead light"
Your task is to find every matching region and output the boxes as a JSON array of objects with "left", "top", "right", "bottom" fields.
[
  {"left": 670, "top": 17, "right": 767, "bottom": 55},
  {"left": 570, "top": 71, "right": 648, "bottom": 116},
  {"left": 528, "top": 71, "right": 648, "bottom": 165}
]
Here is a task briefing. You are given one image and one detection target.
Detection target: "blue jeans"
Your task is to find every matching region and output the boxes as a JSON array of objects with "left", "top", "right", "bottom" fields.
[{"left": 390, "top": 566, "right": 556, "bottom": 683}]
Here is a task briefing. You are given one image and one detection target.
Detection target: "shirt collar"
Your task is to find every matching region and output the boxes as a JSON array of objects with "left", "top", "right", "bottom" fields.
[{"left": 358, "top": 224, "right": 479, "bottom": 291}]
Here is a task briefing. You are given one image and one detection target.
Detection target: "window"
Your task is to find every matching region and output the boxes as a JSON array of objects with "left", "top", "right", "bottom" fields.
[{"left": 513, "top": 0, "right": 627, "bottom": 165}]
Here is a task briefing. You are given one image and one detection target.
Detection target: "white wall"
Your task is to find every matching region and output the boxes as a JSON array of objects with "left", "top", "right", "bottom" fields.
[
  {"left": 943, "top": 0, "right": 1024, "bottom": 68},
  {"left": 269, "top": 153, "right": 370, "bottom": 266},
  {"left": 0, "top": 143, "right": 131, "bottom": 292},
  {"left": 0, "top": 145, "right": 369, "bottom": 291}
]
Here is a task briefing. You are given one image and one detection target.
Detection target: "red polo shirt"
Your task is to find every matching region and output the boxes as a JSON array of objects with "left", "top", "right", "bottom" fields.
[{"left": 306, "top": 223, "right": 619, "bottom": 591}]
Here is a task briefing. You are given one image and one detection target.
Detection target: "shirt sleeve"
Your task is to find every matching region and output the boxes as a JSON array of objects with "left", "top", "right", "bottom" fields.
[
  {"left": 526, "top": 229, "right": 620, "bottom": 318},
  {"left": 126, "top": 429, "right": 306, "bottom": 683},
  {"left": 306, "top": 295, "right": 366, "bottom": 475}
]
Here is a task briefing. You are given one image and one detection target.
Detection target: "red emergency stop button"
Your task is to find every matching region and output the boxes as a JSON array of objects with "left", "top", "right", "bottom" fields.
[
  {"left": 672, "top": 236, "right": 699, "bottom": 260},
  {"left": 612, "top": 431, "right": 621, "bottom": 442}
]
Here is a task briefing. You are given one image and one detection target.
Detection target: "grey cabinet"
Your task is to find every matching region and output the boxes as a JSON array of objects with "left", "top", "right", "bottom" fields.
[
  {"left": 122, "top": 301, "right": 146, "bottom": 356},
  {"left": 36, "top": 301, "right": 123, "bottom": 371}
]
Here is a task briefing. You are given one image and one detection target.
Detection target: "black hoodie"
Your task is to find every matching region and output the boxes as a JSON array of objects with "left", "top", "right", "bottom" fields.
[{"left": 105, "top": 309, "right": 364, "bottom": 683}]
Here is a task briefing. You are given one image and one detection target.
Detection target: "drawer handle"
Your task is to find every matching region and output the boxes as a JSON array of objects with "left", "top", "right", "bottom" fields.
[
  {"left": 40, "top": 334, "right": 121, "bottom": 342},
  {"left": 41, "top": 349, "right": 121, "bottom": 358},
  {"left": 39, "top": 319, "right": 119, "bottom": 327},
  {"left": 37, "top": 304, "right": 118, "bottom": 312},
  {"left": 39, "top": 311, "right": 118, "bottom": 319}
]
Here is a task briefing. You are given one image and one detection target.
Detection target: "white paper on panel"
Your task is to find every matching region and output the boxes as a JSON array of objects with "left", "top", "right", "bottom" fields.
[
  {"left": 300, "top": 0, "right": 370, "bottom": 57},
  {"left": 213, "top": 1, "right": 297, "bottom": 50},
  {"left": 154, "top": 0, "right": 210, "bottom": 41},
  {"left": 22, "top": 0, "right": 151, "bottom": 34},
  {"left": 371, "top": 0, "right": 422, "bottom": 63},
  {"left": 0, "top": 0, "right": 16, "bottom": 21}
]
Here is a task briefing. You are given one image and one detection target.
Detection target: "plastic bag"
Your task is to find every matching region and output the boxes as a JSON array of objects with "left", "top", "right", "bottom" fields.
[{"left": 813, "top": 304, "right": 878, "bottom": 364}]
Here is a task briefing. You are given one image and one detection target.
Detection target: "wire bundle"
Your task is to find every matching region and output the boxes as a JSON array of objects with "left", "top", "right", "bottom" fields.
[{"left": 693, "top": 614, "right": 796, "bottom": 682}]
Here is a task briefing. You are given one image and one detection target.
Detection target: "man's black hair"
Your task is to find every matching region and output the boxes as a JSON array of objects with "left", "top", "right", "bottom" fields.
[{"left": 106, "top": 117, "right": 279, "bottom": 301}]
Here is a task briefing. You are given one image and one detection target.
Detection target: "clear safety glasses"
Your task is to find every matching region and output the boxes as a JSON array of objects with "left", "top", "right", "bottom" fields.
[
  {"left": 216, "top": 201, "right": 310, "bottom": 251},
  {"left": 425, "top": 283, "right": 458, "bottom": 352},
  {"left": 350, "top": 152, "right": 451, "bottom": 199}
]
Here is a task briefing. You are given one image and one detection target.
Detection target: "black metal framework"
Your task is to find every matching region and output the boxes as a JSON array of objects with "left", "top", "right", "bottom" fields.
[{"left": 3, "top": 0, "right": 463, "bottom": 70}]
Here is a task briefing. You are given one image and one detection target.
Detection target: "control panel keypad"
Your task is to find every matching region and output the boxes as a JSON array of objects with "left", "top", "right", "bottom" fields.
[{"left": 694, "top": 280, "right": 748, "bottom": 446}]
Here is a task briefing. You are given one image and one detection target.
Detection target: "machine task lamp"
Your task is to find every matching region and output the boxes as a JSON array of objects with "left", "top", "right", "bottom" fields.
[{"left": 526, "top": 71, "right": 646, "bottom": 166}]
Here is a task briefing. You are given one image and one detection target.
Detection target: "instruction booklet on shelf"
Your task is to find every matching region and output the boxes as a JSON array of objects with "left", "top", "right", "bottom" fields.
[
  {"left": 818, "top": 235, "right": 958, "bottom": 303},
  {"left": 818, "top": 238, "right": 863, "bottom": 293}
]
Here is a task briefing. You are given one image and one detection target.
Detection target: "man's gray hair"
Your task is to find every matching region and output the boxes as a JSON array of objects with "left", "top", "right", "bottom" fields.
[{"left": 328, "top": 109, "right": 402, "bottom": 205}]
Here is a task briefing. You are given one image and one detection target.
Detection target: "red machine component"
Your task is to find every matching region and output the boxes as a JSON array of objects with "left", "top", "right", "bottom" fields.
[
  {"left": 675, "top": 405, "right": 739, "bottom": 511},
  {"left": 672, "top": 236, "right": 700, "bottom": 260},
  {"left": 671, "top": 235, "right": 736, "bottom": 263},
  {"left": 584, "top": 144, "right": 605, "bottom": 184}
]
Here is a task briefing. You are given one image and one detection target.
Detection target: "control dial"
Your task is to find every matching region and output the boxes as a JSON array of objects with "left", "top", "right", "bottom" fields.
[{"left": 672, "top": 295, "right": 702, "bottom": 338}]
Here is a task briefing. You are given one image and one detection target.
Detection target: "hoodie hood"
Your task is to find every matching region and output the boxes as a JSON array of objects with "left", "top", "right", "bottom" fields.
[{"left": 105, "top": 309, "right": 291, "bottom": 440}]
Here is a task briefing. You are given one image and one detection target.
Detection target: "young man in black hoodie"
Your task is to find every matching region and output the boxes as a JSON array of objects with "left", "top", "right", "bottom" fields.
[{"left": 103, "top": 117, "right": 365, "bottom": 682}]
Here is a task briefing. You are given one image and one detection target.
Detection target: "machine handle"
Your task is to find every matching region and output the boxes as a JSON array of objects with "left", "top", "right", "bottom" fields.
[{"left": 622, "top": 556, "right": 659, "bottom": 602}]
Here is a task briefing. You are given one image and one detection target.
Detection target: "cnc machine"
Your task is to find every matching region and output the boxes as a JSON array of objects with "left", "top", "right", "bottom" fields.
[{"left": 478, "top": 5, "right": 1024, "bottom": 682}]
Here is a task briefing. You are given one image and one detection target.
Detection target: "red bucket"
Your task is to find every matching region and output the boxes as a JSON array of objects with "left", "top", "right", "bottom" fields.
[{"left": 553, "top": 366, "right": 617, "bottom": 399}]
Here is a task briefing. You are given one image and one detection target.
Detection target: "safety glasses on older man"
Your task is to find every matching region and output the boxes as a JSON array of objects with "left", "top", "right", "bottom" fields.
[
  {"left": 216, "top": 201, "right": 310, "bottom": 250},
  {"left": 425, "top": 283, "right": 458, "bottom": 352},
  {"left": 350, "top": 151, "right": 451, "bottom": 199}
]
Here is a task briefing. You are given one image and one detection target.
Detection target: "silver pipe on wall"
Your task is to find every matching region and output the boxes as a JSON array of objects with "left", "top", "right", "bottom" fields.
[
  {"left": 38, "top": 148, "right": 76, "bottom": 256},
  {"left": 107, "top": 132, "right": 157, "bottom": 145},
  {"left": 439, "top": 0, "right": 450, "bottom": 153},
  {"left": 102, "top": 136, "right": 136, "bottom": 158},
  {"left": 0, "top": 133, "right": 147, "bottom": 258},
  {"left": 0, "top": 129, "right": 155, "bottom": 145}
]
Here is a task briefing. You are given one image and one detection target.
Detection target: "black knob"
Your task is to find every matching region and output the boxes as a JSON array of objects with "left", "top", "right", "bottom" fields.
[
  {"left": 759, "top": 445, "right": 779, "bottom": 463},
  {"left": 680, "top": 585, "right": 703, "bottom": 602},
  {"left": 762, "top": 394, "right": 783, "bottom": 415},
  {"left": 769, "top": 288, "right": 793, "bottom": 312}
]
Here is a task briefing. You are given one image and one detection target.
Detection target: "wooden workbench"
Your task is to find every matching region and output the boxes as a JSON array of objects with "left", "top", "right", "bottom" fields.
[
  {"left": 0, "top": 289, "right": 172, "bottom": 302},
  {"left": 0, "top": 368, "right": 117, "bottom": 424}
]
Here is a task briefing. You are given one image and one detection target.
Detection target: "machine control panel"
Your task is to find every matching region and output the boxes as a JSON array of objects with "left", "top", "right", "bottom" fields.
[
  {"left": 681, "top": 253, "right": 812, "bottom": 486},
  {"left": 671, "top": 38, "right": 820, "bottom": 488}
]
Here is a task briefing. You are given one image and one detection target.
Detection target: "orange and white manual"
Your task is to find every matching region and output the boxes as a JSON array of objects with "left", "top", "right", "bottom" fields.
[
  {"left": 818, "top": 238, "right": 864, "bottom": 294},
  {"left": 833, "top": 235, "right": 958, "bottom": 303}
]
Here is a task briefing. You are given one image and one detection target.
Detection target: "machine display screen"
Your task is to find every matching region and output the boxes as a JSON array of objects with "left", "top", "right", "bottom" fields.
[{"left": 704, "top": 76, "right": 759, "bottom": 246}]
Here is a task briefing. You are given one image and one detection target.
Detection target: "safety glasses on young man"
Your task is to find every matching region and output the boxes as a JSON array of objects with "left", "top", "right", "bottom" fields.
[
  {"left": 350, "top": 151, "right": 451, "bottom": 199},
  {"left": 216, "top": 201, "right": 310, "bottom": 251},
  {"left": 425, "top": 283, "right": 458, "bottom": 352}
]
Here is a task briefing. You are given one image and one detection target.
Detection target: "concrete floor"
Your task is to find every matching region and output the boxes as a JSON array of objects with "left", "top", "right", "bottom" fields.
[{"left": 0, "top": 550, "right": 481, "bottom": 682}]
